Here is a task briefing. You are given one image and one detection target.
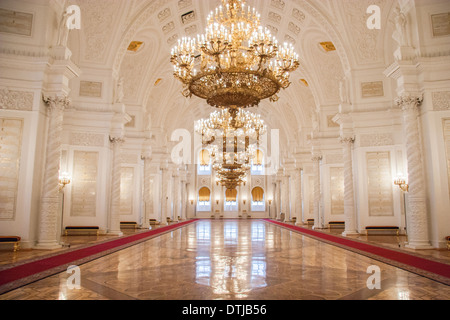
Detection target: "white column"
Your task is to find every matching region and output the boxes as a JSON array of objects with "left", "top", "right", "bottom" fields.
[
  {"left": 108, "top": 136, "right": 124, "bottom": 236},
  {"left": 295, "top": 168, "right": 303, "bottom": 225},
  {"left": 275, "top": 176, "right": 282, "bottom": 220},
  {"left": 180, "top": 174, "right": 187, "bottom": 220},
  {"left": 161, "top": 164, "right": 170, "bottom": 225},
  {"left": 396, "top": 94, "right": 432, "bottom": 249},
  {"left": 312, "top": 155, "right": 322, "bottom": 229},
  {"left": 282, "top": 174, "right": 290, "bottom": 222},
  {"left": 141, "top": 153, "right": 152, "bottom": 229},
  {"left": 340, "top": 137, "right": 358, "bottom": 236},
  {"left": 173, "top": 169, "right": 180, "bottom": 222},
  {"left": 35, "top": 96, "right": 70, "bottom": 249}
]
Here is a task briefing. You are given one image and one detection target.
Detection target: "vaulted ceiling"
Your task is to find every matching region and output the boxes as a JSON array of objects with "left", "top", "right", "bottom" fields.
[{"left": 67, "top": 0, "right": 398, "bottom": 154}]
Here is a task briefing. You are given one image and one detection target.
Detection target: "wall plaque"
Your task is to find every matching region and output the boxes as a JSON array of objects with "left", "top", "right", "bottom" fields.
[
  {"left": 120, "top": 167, "right": 134, "bottom": 215},
  {"left": 0, "top": 8, "right": 33, "bottom": 36},
  {"left": 0, "top": 118, "right": 23, "bottom": 220},
  {"left": 330, "top": 167, "right": 344, "bottom": 215},
  {"left": 361, "top": 81, "right": 384, "bottom": 98},
  {"left": 366, "top": 152, "right": 394, "bottom": 216},
  {"left": 443, "top": 119, "right": 450, "bottom": 198},
  {"left": 79, "top": 81, "right": 102, "bottom": 98},
  {"left": 71, "top": 151, "right": 98, "bottom": 217},
  {"left": 431, "top": 12, "right": 450, "bottom": 37}
]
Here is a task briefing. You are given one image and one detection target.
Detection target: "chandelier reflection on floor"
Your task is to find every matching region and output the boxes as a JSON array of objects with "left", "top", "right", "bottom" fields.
[
  {"left": 170, "top": 0, "right": 300, "bottom": 109},
  {"left": 195, "top": 108, "right": 267, "bottom": 189}
]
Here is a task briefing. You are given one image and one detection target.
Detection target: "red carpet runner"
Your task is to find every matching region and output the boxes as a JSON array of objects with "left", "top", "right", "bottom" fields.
[
  {"left": 0, "top": 219, "right": 199, "bottom": 295},
  {"left": 263, "top": 219, "right": 450, "bottom": 286}
]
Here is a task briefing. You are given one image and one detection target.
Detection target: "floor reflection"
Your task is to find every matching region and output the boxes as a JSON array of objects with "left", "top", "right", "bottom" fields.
[{"left": 194, "top": 220, "right": 268, "bottom": 296}]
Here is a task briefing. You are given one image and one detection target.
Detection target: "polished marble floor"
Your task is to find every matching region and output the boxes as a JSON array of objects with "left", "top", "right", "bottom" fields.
[{"left": 0, "top": 219, "right": 449, "bottom": 300}]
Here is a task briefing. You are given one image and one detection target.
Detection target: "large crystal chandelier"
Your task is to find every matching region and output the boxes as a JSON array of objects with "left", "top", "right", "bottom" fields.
[
  {"left": 195, "top": 108, "right": 266, "bottom": 189},
  {"left": 170, "top": 0, "right": 300, "bottom": 109}
]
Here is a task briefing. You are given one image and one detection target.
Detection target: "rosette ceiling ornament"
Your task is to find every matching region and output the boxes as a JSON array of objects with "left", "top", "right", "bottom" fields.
[
  {"left": 170, "top": 0, "right": 300, "bottom": 109},
  {"left": 195, "top": 108, "right": 267, "bottom": 189}
]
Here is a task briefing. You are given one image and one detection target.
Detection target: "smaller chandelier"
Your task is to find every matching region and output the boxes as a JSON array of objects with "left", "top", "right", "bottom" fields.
[{"left": 195, "top": 108, "right": 266, "bottom": 189}]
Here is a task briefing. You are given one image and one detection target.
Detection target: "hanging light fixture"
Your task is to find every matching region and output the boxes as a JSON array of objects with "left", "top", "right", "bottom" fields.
[
  {"left": 170, "top": 0, "right": 300, "bottom": 109},
  {"left": 195, "top": 108, "right": 266, "bottom": 189}
]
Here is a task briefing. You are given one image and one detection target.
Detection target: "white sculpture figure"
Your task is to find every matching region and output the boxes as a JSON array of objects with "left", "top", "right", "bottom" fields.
[
  {"left": 115, "top": 77, "right": 124, "bottom": 103},
  {"left": 339, "top": 77, "right": 349, "bottom": 104},
  {"left": 57, "top": 10, "right": 74, "bottom": 46},
  {"left": 392, "top": 7, "right": 409, "bottom": 47},
  {"left": 312, "top": 112, "right": 319, "bottom": 132},
  {"left": 57, "top": 5, "right": 81, "bottom": 47}
]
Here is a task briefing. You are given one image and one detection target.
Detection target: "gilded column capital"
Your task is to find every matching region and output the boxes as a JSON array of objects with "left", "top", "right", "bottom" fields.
[
  {"left": 339, "top": 136, "right": 355, "bottom": 144},
  {"left": 395, "top": 93, "right": 423, "bottom": 111},
  {"left": 109, "top": 136, "right": 125, "bottom": 144},
  {"left": 43, "top": 94, "right": 70, "bottom": 113}
]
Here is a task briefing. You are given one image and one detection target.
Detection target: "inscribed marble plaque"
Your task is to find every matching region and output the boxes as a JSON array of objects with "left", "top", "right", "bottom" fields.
[
  {"left": 443, "top": 119, "right": 450, "bottom": 198},
  {"left": 366, "top": 152, "right": 393, "bottom": 216},
  {"left": 0, "top": 118, "right": 23, "bottom": 220},
  {"left": 431, "top": 12, "right": 450, "bottom": 37},
  {"left": 330, "top": 167, "right": 344, "bottom": 215},
  {"left": 361, "top": 81, "right": 384, "bottom": 98},
  {"left": 71, "top": 151, "right": 98, "bottom": 217},
  {"left": 0, "top": 8, "right": 33, "bottom": 36},
  {"left": 79, "top": 81, "right": 102, "bottom": 98},
  {"left": 120, "top": 167, "right": 134, "bottom": 215}
]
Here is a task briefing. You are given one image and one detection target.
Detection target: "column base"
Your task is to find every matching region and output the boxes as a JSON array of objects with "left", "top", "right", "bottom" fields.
[
  {"left": 107, "top": 231, "right": 123, "bottom": 237},
  {"left": 34, "top": 240, "right": 62, "bottom": 250},
  {"left": 342, "top": 230, "right": 359, "bottom": 236},
  {"left": 405, "top": 241, "right": 433, "bottom": 250}
]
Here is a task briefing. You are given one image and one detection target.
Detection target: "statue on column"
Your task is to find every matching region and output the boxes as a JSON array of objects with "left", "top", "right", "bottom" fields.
[
  {"left": 339, "top": 77, "right": 350, "bottom": 104},
  {"left": 392, "top": 7, "right": 409, "bottom": 47},
  {"left": 114, "top": 77, "right": 125, "bottom": 103}
]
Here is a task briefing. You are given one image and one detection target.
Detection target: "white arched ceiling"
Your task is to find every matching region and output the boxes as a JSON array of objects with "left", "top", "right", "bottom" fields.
[{"left": 69, "top": 0, "right": 399, "bottom": 153}]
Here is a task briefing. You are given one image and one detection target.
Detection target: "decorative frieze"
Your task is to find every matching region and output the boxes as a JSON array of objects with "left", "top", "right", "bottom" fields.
[
  {"left": 432, "top": 91, "right": 450, "bottom": 111},
  {"left": 0, "top": 89, "right": 34, "bottom": 111},
  {"left": 359, "top": 133, "right": 393, "bottom": 147},
  {"left": 70, "top": 132, "right": 105, "bottom": 147}
]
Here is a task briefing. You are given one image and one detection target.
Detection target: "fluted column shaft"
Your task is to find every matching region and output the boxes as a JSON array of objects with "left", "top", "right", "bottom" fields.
[
  {"left": 341, "top": 138, "right": 358, "bottom": 235},
  {"left": 36, "top": 96, "right": 70, "bottom": 249},
  {"left": 173, "top": 172, "right": 180, "bottom": 222},
  {"left": 161, "top": 167, "right": 170, "bottom": 225},
  {"left": 396, "top": 95, "right": 431, "bottom": 249},
  {"left": 312, "top": 156, "right": 322, "bottom": 229},
  {"left": 109, "top": 137, "right": 124, "bottom": 236},
  {"left": 282, "top": 175, "right": 290, "bottom": 222},
  {"left": 295, "top": 169, "right": 303, "bottom": 225},
  {"left": 142, "top": 156, "right": 152, "bottom": 229}
]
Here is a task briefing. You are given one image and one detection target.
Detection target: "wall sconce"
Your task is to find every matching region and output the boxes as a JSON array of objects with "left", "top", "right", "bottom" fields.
[
  {"left": 59, "top": 172, "right": 71, "bottom": 191},
  {"left": 268, "top": 199, "right": 272, "bottom": 206},
  {"left": 394, "top": 174, "right": 409, "bottom": 192},
  {"left": 243, "top": 199, "right": 246, "bottom": 205},
  {"left": 190, "top": 199, "right": 194, "bottom": 205},
  {"left": 216, "top": 199, "right": 219, "bottom": 205}
]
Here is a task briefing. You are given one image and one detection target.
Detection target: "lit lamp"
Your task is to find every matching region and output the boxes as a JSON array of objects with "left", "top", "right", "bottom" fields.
[
  {"left": 59, "top": 172, "right": 71, "bottom": 191},
  {"left": 394, "top": 174, "right": 409, "bottom": 192}
]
